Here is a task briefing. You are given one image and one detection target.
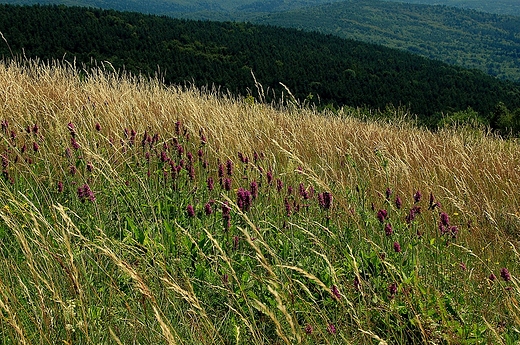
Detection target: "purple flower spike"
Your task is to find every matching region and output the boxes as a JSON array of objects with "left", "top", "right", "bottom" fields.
[
  {"left": 250, "top": 180, "right": 259, "bottom": 200},
  {"left": 224, "top": 178, "right": 232, "bottom": 191},
  {"left": 207, "top": 177, "right": 214, "bottom": 191},
  {"left": 388, "top": 282, "right": 398, "bottom": 297},
  {"left": 440, "top": 212, "right": 450, "bottom": 226},
  {"left": 385, "top": 187, "right": 392, "bottom": 200},
  {"left": 377, "top": 209, "right": 388, "bottom": 223},
  {"left": 393, "top": 241, "right": 401, "bottom": 253},
  {"left": 395, "top": 196, "right": 402, "bottom": 209},
  {"left": 204, "top": 202, "right": 213, "bottom": 216},
  {"left": 385, "top": 223, "right": 393, "bottom": 236},
  {"left": 226, "top": 159, "right": 233, "bottom": 176},
  {"left": 186, "top": 204, "right": 195, "bottom": 218},
  {"left": 331, "top": 284, "right": 341, "bottom": 300},
  {"left": 275, "top": 179, "right": 283, "bottom": 193},
  {"left": 327, "top": 324, "right": 337, "bottom": 334},
  {"left": 501, "top": 268, "right": 512, "bottom": 282},
  {"left": 304, "top": 324, "right": 313, "bottom": 334},
  {"left": 414, "top": 190, "right": 422, "bottom": 203}
]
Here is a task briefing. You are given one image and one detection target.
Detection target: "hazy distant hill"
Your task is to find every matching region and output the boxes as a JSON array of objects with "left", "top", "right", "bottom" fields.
[
  {"left": 0, "top": 0, "right": 346, "bottom": 16},
  {"left": 250, "top": 0, "right": 520, "bottom": 82},
  {"left": 384, "top": 0, "right": 520, "bottom": 17},
  {"left": 0, "top": 4, "right": 518, "bottom": 124}
]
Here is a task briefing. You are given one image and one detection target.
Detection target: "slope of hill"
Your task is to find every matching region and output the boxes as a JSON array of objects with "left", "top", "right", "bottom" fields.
[
  {"left": 384, "top": 0, "right": 520, "bottom": 17},
  {"left": 250, "top": 0, "right": 520, "bottom": 82},
  {"left": 0, "top": 4, "right": 519, "bottom": 125},
  {"left": 0, "top": 59, "right": 519, "bottom": 345},
  {"left": 0, "top": 0, "right": 347, "bottom": 16}
]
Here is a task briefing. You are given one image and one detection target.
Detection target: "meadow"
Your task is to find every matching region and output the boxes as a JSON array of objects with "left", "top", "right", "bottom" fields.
[{"left": 0, "top": 60, "right": 519, "bottom": 344}]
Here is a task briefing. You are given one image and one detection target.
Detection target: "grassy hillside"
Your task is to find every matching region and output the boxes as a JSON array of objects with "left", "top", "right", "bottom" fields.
[
  {"left": 251, "top": 0, "right": 520, "bottom": 82},
  {"left": 0, "top": 5, "right": 519, "bottom": 126},
  {"left": 0, "top": 60, "right": 519, "bottom": 344}
]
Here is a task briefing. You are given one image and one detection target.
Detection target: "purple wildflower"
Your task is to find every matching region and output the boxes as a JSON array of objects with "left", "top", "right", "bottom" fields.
[
  {"left": 207, "top": 177, "right": 214, "bottom": 191},
  {"left": 71, "top": 137, "right": 80, "bottom": 150},
  {"left": 393, "top": 241, "right": 401, "bottom": 253},
  {"left": 299, "top": 183, "right": 309, "bottom": 199},
  {"left": 267, "top": 170, "right": 273, "bottom": 185},
  {"left": 385, "top": 187, "right": 392, "bottom": 200},
  {"left": 377, "top": 209, "right": 388, "bottom": 223},
  {"left": 226, "top": 159, "right": 233, "bottom": 176},
  {"left": 233, "top": 235, "right": 239, "bottom": 251},
  {"left": 501, "top": 268, "right": 512, "bottom": 282},
  {"left": 218, "top": 163, "right": 225, "bottom": 180},
  {"left": 276, "top": 178, "right": 283, "bottom": 193},
  {"left": 224, "top": 178, "right": 232, "bottom": 191},
  {"left": 489, "top": 273, "right": 497, "bottom": 282},
  {"left": 237, "top": 188, "right": 252, "bottom": 212},
  {"left": 414, "top": 190, "right": 422, "bottom": 203},
  {"left": 450, "top": 226, "right": 458, "bottom": 239},
  {"left": 327, "top": 324, "right": 336, "bottom": 334},
  {"left": 284, "top": 197, "right": 292, "bottom": 216},
  {"left": 323, "top": 192, "right": 333, "bottom": 210},
  {"left": 204, "top": 202, "right": 213, "bottom": 216},
  {"left": 304, "top": 324, "right": 313, "bottom": 335},
  {"left": 57, "top": 181, "right": 64, "bottom": 193},
  {"left": 385, "top": 223, "right": 393, "bottom": 236},
  {"left": 186, "top": 204, "right": 195, "bottom": 218},
  {"left": 440, "top": 212, "right": 450, "bottom": 226},
  {"left": 250, "top": 180, "right": 259, "bottom": 200},
  {"left": 222, "top": 202, "right": 231, "bottom": 231},
  {"left": 395, "top": 196, "right": 402, "bottom": 209},
  {"left": 67, "top": 122, "right": 76, "bottom": 137},
  {"left": 388, "top": 282, "right": 398, "bottom": 298},
  {"left": 77, "top": 183, "right": 95, "bottom": 202},
  {"left": 32, "top": 142, "right": 39, "bottom": 152},
  {"left": 95, "top": 123, "right": 101, "bottom": 131},
  {"left": 331, "top": 285, "right": 341, "bottom": 300}
]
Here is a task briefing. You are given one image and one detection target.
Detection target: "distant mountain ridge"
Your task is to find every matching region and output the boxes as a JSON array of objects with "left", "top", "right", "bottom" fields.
[
  {"left": 383, "top": 0, "right": 520, "bottom": 17},
  {"left": 248, "top": 0, "right": 520, "bottom": 83}
]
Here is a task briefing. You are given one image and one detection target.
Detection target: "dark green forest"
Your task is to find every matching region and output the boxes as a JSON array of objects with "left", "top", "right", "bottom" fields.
[{"left": 0, "top": 4, "right": 519, "bottom": 129}]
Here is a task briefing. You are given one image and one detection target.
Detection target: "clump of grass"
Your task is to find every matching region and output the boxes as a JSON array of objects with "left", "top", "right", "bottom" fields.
[{"left": 0, "top": 59, "right": 518, "bottom": 344}]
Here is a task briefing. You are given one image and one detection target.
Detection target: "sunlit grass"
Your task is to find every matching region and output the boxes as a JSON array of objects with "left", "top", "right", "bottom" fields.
[{"left": 0, "top": 60, "right": 518, "bottom": 344}]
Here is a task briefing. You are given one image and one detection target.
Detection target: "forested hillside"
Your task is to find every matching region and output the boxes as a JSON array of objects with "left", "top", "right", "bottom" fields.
[
  {"left": 0, "top": 4, "right": 519, "bottom": 127},
  {"left": 251, "top": 0, "right": 520, "bottom": 82},
  {"left": 2, "top": 0, "right": 520, "bottom": 84},
  {"left": 0, "top": 0, "right": 346, "bottom": 16},
  {"left": 384, "top": 0, "right": 520, "bottom": 16}
]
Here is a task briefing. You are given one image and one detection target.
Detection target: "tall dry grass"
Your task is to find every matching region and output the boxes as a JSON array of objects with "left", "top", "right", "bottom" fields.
[
  {"left": 0, "top": 60, "right": 519, "bottom": 344},
  {"left": 1, "top": 60, "right": 516, "bottom": 252}
]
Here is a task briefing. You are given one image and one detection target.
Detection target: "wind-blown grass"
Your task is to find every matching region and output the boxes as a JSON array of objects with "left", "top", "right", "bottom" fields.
[{"left": 0, "top": 60, "right": 518, "bottom": 344}]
